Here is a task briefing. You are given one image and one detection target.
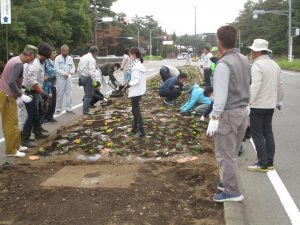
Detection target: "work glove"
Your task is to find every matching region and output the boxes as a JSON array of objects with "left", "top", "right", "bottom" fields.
[
  {"left": 200, "top": 115, "right": 205, "bottom": 121},
  {"left": 246, "top": 106, "right": 250, "bottom": 115},
  {"left": 41, "top": 92, "right": 49, "bottom": 101},
  {"left": 276, "top": 102, "right": 283, "bottom": 110},
  {"left": 206, "top": 118, "right": 219, "bottom": 137},
  {"left": 16, "top": 97, "right": 25, "bottom": 108},
  {"left": 92, "top": 80, "right": 97, "bottom": 88},
  {"left": 20, "top": 94, "right": 32, "bottom": 103}
]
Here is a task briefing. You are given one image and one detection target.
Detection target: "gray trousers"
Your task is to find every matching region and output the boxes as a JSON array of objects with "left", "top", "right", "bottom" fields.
[
  {"left": 195, "top": 103, "right": 209, "bottom": 115},
  {"left": 214, "top": 107, "right": 248, "bottom": 195},
  {"left": 80, "top": 75, "right": 93, "bottom": 114}
]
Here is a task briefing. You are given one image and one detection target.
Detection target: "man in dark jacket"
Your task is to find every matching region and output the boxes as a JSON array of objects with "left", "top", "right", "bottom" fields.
[
  {"left": 158, "top": 73, "right": 187, "bottom": 105},
  {"left": 99, "top": 63, "right": 121, "bottom": 90}
]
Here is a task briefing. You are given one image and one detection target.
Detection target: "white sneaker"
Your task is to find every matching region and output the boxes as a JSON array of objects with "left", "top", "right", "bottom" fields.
[
  {"left": 19, "top": 146, "right": 28, "bottom": 152},
  {"left": 6, "top": 150, "right": 26, "bottom": 158}
]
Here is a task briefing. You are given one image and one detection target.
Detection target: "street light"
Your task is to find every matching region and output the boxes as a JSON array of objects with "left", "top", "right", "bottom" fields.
[
  {"left": 253, "top": 0, "right": 293, "bottom": 61},
  {"left": 90, "top": 0, "right": 99, "bottom": 47}
]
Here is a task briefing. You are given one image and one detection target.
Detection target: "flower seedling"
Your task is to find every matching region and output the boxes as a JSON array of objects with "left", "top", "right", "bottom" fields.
[
  {"left": 38, "top": 147, "right": 46, "bottom": 155},
  {"left": 106, "top": 142, "right": 113, "bottom": 148}
]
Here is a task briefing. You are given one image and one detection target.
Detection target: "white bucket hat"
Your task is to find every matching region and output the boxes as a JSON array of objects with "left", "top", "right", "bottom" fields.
[{"left": 248, "top": 39, "right": 272, "bottom": 52}]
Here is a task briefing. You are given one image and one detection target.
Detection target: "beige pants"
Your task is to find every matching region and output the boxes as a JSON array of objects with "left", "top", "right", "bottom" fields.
[
  {"left": 214, "top": 107, "right": 249, "bottom": 195},
  {"left": 0, "top": 91, "right": 20, "bottom": 154}
]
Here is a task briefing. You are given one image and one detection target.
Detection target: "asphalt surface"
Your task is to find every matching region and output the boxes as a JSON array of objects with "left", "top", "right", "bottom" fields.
[{"left": 1, "top": 60, "right": 299, "bottom": 225}]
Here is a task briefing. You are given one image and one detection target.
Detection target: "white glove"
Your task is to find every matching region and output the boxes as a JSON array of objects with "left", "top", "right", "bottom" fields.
[
  {"left": 21, "top": 94, "right": 32, "bottom": 103},
  {"left": 246, "top": 106, "right": 250, "bottom": 115},
  {"left": 206, "top": 118, "right": 219, "bottom": 137},
  {"left": 200, "top": 115, "right": 205, "bottom": 121},
  {"left": 16, "top": 97, "right": 25, "bottom": 108},
  {"left": 276, "top": 102, "right": 283, "bottom": 110}
]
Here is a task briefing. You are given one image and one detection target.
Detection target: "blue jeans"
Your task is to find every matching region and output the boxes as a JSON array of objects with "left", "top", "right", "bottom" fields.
[{"left": 22, "top": 92, "right": 42, "bottom": 140}]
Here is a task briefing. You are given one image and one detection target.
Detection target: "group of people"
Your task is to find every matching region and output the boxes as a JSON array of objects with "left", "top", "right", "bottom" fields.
[
  {"left": 0, "top": 43, "right": 147, "bottom": 157},
  {"left": 158, "top": 26, "right": 283, "bottom": 203},
  {"left": 0, "top": 25, "right": 284, "bottom": 204}
]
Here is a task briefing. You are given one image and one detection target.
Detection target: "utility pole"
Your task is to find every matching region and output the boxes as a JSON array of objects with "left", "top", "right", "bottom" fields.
[
  {"left": 238, "top": 30, "right": 241, "bottom": 52},
  {"left": 288, "top": 0, "right": 292, "bottom": 61},
  {"left": 194, "top": 6, "right": 197, "bottom": 56},
  {"left": 92, "top": 0, "right": 98, "bottom": 47},
  {"left": 137, "top": 28, "right": 140, "bottom": 49},
  {"left": 149, "top": 28, "right": 152, "bottom": 58}
]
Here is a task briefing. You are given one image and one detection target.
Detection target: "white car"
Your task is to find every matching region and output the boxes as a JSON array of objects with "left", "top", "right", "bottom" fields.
[{"left": 177, "top": 53, "right": 187, "bottom": 60}]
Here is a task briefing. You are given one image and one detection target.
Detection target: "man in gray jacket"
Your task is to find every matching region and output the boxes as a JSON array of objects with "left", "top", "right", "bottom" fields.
[
  {"left": 206, "top": 25, "right": 251, "bottom": 202},
  {"left": 247, "top": 39, "right": 283, "bottom": 172}
]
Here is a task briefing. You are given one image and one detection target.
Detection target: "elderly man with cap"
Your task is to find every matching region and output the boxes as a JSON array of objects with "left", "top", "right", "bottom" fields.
[
  {"left": 55, "top": 44, "right": 76, "bottom": 114},
  {"left": 180, "top": 83, "right": 213, "bottom": 115},
  {"left": 247, "top": 39, "right": 283, "bottom": 172},
  {"left": 0, "top": 45, "right": 37, "bottom": 157},
  {"left": 206, "top": 25, "right": 251, "bottom": 202},
  {"left": 78, "top": 46, "right": 99, "bottom": 116},
  {"left": 22, "top": 43, "right": 52, "bottom": 147}
]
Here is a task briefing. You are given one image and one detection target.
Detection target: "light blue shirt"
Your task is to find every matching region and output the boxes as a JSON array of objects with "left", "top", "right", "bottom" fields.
[
  {"left": 212, "top": 62, "right": 230, "bottom": 117},
  {"left": 54, "top": 55, "right": 75, "bottom": 79}
]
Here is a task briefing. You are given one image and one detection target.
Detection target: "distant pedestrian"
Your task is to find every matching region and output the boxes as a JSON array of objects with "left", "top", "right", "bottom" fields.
[
  {"left": 206, "top": 25, "right": 251, "bottom": 202},
  {"left": 43, "top": 47, "right": 57, "bottom": 123},
  {"left": 159, "top": 73, "right": 187, "bottom": 105},
  {"left": 203, "top": 47, "right": 213, "bottom": 87},
  {"left": 0, "top": 45, "right": 36, "bottom": 157},
  {"left": 78, "top": 46, "right": 98, "bottom": 116},
  {"left": 247, "top": 39, "right": 284, "bottom": 172},
  {"left": 55, "top": 44, "right": 76, "bottom": 114},
  {"left": 127, "top": 47, "right": 146, "bottom": 137},
  {"left": 121, "top": 48, "right": 131, "bottom": 79}
]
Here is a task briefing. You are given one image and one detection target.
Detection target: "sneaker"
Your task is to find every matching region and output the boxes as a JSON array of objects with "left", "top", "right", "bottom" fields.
[
  {"left": 89, "top": 105, "right": 97, "bottom": 109},
  {"left": 48, "top": 118, "right": 57, "bottom": 123},
  {"left": 35, "top": 133, "right": 49, "bottom": 140},
  {"left": 163, "top": 100, "right": 174, "bottom": 106},
  {"left": 135, "top": 131, "right": 146, "bottom": 138},
  {"left": 56, "top": 110, "right": 61, "bottom": 114},
  {"left": 6, "top": 150, "right": 26, "bottom": 158},
  {"left": 19, "top": 146, "right": 28, "bottom": 152},
  {"left": 217, "top": 182, "right": 224, "bottom": 191},
  {"left": 83, "top": 112, "right": 95, "bottom": 115},
  {"left": 247, "top": 163, "right": 268, "bottom": 172},
  {"left": 40, "top": 127, "right": 48, "bottom": 133},
  {"left": 66, "top": 110, "right": 75, "bottom": 114},
  {"left": 267, "top": 163, "right": 275, "bottom": 170},
  {"left": 21, "top": 139, "right": 37, "bottom": 148},
  {"left": 213, "top": 192, "right": 244, "bottom": 202}
]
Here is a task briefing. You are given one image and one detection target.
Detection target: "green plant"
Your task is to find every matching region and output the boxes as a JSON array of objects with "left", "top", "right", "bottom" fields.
[
  {"left": 38, "top": 147, "right": 46, "bottom": 155},
  {"left": 115, "top": 149, "right": 124, "bottom": 156}
]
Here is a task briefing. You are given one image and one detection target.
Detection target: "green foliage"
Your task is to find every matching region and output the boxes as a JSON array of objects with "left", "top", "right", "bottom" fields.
[
  {"left": 232, "top": 0, "right": 300, "bottom": 58},
  {"left": 144, "top": 55, "right": 163, "bottom": 61},
  {"left": 276, "top": 58, "right": 300, "bottom": 71}
]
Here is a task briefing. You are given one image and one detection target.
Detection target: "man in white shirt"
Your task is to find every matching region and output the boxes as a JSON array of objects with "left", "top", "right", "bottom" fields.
[
  {"left": 54, "top": 44, "right": 75, "bottom": 114},
  {"left": 202, "top": 47, "right": 213, "bottom": 87},
  {"left": 78, "top": 46, "right": 98, "bottom": 115},
  {"left": 247, "top": 39, "right": 284, "bottom": 172}
]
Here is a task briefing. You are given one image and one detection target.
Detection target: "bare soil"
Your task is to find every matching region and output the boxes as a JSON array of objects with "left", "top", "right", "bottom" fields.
[{"left": 0, "top": 66, "right": 225, "bottom": 225}]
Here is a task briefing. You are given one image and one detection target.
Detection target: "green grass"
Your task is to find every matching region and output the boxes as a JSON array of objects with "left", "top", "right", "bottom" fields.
[
  {"left": 276, "top": 58, "right": 300, "bottom": 72},
  {"left": 144, "top": 55, "right": 163, "bottom": 61}
]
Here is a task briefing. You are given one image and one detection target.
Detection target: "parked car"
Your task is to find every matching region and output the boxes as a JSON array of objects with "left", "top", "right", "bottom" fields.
[{"left": 177, "top": 53, "right": 187, "bottom": 60}]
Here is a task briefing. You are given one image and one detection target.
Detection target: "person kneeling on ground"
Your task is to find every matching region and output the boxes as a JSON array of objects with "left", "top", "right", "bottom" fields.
[
  {"left": 89, "top": 81, "right": 111, "bottom": 108},
  {"left": 159, "top": 65, "right": 180, "bottom": 82},
  {"left": 180, "top": 84, "right": 213, "bottom": 115},
  {"left": 99, "top": 63, "right": 121, "bottom": 91},
  {"left": 159, "top": 73, "right": 187, "bottom": 105}
]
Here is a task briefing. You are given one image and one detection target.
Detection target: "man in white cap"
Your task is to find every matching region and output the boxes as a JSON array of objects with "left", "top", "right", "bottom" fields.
[{"left": 247, "top": 39, "right": 283, "bottom": 172}]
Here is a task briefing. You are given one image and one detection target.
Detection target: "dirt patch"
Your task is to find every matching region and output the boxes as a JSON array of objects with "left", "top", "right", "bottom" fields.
[{"left": 0, "top": 66, "right": 225, "bottom": 225}]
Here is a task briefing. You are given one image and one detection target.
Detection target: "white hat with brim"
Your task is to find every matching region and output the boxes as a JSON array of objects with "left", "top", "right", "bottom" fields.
[{"left": 248, "top": 39, "right": 272, "bottom": 52}]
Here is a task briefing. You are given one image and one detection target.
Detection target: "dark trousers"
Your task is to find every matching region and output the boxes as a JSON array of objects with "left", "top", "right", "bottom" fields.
[
  {"left": 250, "top": 108, "right": 275, "bottom": 167},
  {"left": 131, "top": 96, "right": 144, "bottom": 134},
  {"left": 45, "top": 86, "right": 57, "bottom": 120},
  {"left": 90, "top": 90, "right": 104, "bottom": 106},
  {"left": 204, "top": 68, "right": 212, "bottom": 87},
  {"left": 80, "top": 75, "right": 93, "bottom": 114},
  {"left": 23, "top": 92, "right": 42, "bottom": 140},
  {"left": 159, "top": 89, "right": 181, "bottom": 102}
]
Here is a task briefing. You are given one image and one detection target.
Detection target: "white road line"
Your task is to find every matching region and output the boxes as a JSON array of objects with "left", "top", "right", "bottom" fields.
[
  {"left": 0, "top": 72, "right": 158, "bottom": 144},
  {"left": 282, "top": 71, "right": 298, "bottom": 76},
  {"left": 249, "top": 138, "right": 300, "bottom": 225}
]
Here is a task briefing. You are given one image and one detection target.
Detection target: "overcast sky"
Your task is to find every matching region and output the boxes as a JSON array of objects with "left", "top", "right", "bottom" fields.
[{"left": 111, "top": 0, "right": 249, "bottom": 35}]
